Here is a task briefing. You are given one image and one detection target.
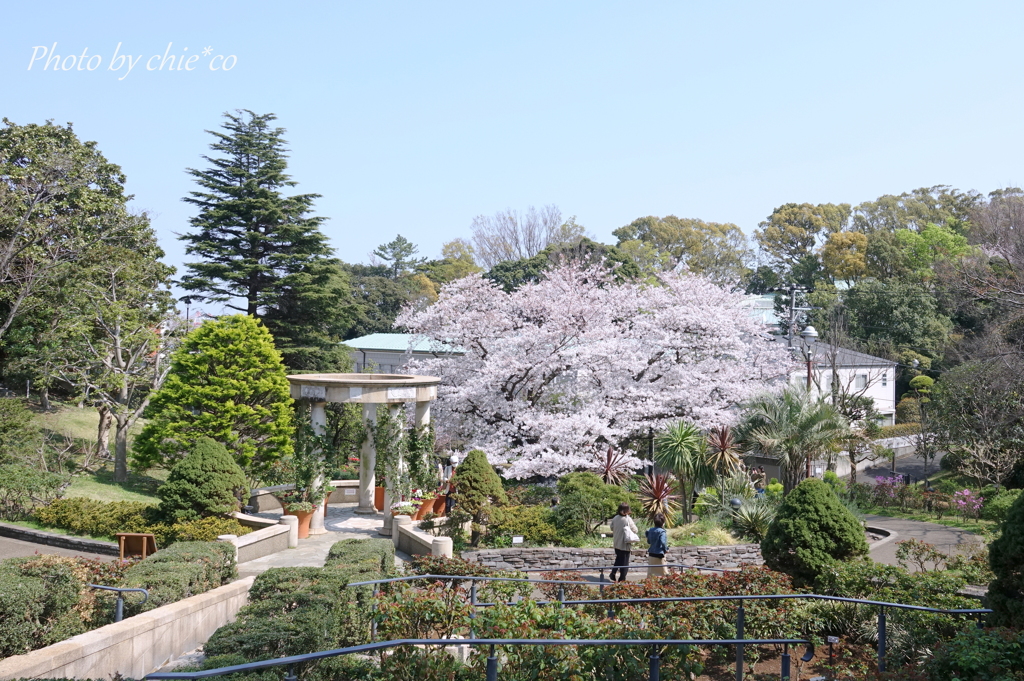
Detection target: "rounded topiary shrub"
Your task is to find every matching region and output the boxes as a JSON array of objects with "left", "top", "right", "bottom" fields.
[
  {"left": 761, "top": 478, "right": 868, "bottom": 587},
  {"left": 452, "top": 449, "right": 507, "bottom": 546},
  {"left": 988, "top": 489, "right": 1024, "bottom": 627},
  {"left": 158, "top": 437, "right": 249, "bottom": 523}
]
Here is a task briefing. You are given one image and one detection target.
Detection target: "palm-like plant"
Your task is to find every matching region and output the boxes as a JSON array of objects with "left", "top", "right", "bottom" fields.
[
  {"left": 735, "top": 388, "right": 851, "bottom": 493},
  {"left": 705, "top": 425, "right": 741, "bottom": 476},
  {"left": 638, "top": 473, "right": 681, "bottom": 527},
  {"left": 655, "top": 421, "right": 714, "bottom": 523}
]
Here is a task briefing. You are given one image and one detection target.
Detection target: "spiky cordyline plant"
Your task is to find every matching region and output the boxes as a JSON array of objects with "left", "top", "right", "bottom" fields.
[
  {"left": 706, "top": 425, "right": 741, "bottom": 476},
  {"left": 595, "top": 445, "right": 633, "bottom": 487},
  {"left": 638, "top": 473, "right": 681, "bottom": 528}
]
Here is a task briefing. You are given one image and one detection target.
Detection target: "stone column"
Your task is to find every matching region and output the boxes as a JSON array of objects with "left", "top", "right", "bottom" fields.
[
  {"left": 308, "top": 401, "right": 328, "bottom": 535},
  {"left": 380, "top": 403, "right": 404, "bottom": 537},
  {"left": 355, "top": 402, "right": 378, "bottom": 515},
  {"left": 414, "top": 400, "right": 431, "bottom": 429}
]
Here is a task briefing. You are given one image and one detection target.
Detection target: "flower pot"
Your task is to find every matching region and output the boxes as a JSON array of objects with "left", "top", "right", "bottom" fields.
[
  {"left": 291, "top": 509, "right": 315, "bottom": 539},
  {"left": 413, "top": 498, "right": 435, "bottom": 521},
  {"left": 374, "top": 486, "right": 385, "bottom": 511},
  {"left": 432, "top": 496, "right": 447, "bottom": 515},
  {"left": 323, "top": 496, "right": 330, "bottom": 517}
]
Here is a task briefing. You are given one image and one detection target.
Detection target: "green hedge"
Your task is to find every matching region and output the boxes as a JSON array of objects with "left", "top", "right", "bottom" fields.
[
  {"left": 325, "top": 537, "right": 395, "bottom": 577},
  {"left": 119, "top": 541, "right": 236, "bottom": 615},
  {"left": 877, "top": 423, "right": 921, "bottom": 440},
  {"left": 32, "top": 498, "right": 252, "bottom": 546},
  {"left": 203, "top": 539, "right": 391, "bottom": 670}
]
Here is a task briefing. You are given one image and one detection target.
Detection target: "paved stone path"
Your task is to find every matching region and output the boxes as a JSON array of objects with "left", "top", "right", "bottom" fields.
[
  {"left": 237, "top": 503, "right": 397, "bottom": 578},
  {"left": 865, "top": 513, "right": 985, "bottom": 567}
]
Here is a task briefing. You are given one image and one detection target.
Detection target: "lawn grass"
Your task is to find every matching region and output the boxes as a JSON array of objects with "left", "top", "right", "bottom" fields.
[
  {"left": 30, "top": 402, "right": 163, "bottom": 504},
  {"left": 65, "top": 467, "right": 165, "bottom": 503}
]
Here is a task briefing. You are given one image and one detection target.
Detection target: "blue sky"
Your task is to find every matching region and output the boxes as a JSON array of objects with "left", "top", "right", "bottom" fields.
[{"left": 3, "top": 1, "right": 1023, "bottom": 308}]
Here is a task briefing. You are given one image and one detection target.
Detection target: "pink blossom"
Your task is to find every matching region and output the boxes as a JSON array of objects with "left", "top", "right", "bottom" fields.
[{"left": 397, "top": 262, "right": 794, "bottom": 478}]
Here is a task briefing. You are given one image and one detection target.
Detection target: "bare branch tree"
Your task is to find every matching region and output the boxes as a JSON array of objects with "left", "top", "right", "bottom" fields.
[{"left": 470, "top": 204, "right": 566, "bottom": 268}]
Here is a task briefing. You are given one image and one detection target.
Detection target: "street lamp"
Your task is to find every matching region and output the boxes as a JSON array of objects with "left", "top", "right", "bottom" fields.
[
  {"left": 799, "top": 325, "right": 819, "bottom": 390},
  {"left": 797, "top": 325, "right": 819, "bottom": 481}
]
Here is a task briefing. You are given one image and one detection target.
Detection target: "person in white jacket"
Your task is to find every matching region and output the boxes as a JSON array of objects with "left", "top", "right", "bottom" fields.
[{"left": 609, "top": 503, "right": 638, "bottom": 582}]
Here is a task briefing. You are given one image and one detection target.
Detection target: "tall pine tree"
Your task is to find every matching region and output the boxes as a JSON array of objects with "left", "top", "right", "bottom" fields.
[{"left": 179, "top": 110, "right": 354, "bottom": 370}]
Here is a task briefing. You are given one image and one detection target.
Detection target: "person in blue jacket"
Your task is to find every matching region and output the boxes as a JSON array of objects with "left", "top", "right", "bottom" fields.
[{"left": 646, "top": 512, "right": 668, "bottom": 578}]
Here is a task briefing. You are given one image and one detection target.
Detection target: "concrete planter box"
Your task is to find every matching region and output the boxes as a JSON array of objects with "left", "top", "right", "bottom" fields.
[{"left": 0, "top": 576, "right": 256, "bottom": 681}]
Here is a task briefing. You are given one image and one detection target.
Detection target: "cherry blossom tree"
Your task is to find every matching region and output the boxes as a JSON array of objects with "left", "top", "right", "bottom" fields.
[{"left": 396, "top": 263, "right": 792, "bottom": 478}]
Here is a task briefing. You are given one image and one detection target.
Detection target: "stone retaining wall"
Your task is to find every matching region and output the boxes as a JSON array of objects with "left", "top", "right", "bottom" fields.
[
  {"left": 0, "top": 521, "right": 119, "bottom": 556},
  {"left": 461, "top": 544, "right": 763, "bottom": 571}
]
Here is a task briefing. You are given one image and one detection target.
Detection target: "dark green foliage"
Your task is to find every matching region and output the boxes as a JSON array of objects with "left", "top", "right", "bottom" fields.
[
  {"left": 145, "top": 541, "right": 238, "bottom": 584},
  {"left": 0, "top": 400, "right": 62, "bottom": 520},
  {"left": 120, "top": 541, "right": 235, "bottom": 614},
  {"left": 157, "top": 437, "right": 248, "bottom": 522},
  {"left": 0, "top": 399, "right": 42, "bottom": 465},
  {"left": 0, "top": 559, "right": 87, "bottom": 658},
  {"left": 988, "top": 489, "right": 1024, "bottom": 627},
  {"left": 178, "top": 110, "right": 357, "bottom": 372},
  {"left": 916, "top": 627, "right": 1024, "bottom": 681},
  {"left": 486, "top": 237, "right": 641, "bottom": 292},
  {"left": 552, "top": 471, "right": 632, "bottom": 539},
  {"left": 179, "top": 110, "right": 331, "bottom": 317},
  {"left": 204, "top": 539, "right": 389, "bottom": 671},
  {"left": 484, "top": 504, "right": 558, "bottom": 547},
  {"left": 451, "top": 449, "right": 507, "bottom": 545},
  {"left": 982, "top": 488, "right": 1022, "bottom": 523},
  {"left": 843, "top": 279, "right": 952, "bottom": 358},
  {"left": 325, "top": 537, "right": 395, "bottom": 576},
  {"left": 761, "top": 478, "right": 868, "bottom": 586}
]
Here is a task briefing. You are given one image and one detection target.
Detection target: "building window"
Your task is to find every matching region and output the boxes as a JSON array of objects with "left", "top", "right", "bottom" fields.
[
  {"left": 855, "top": 374, "right": 867, "bottom": 389},
  {"left": 881, "top": 372, "right": 887, "bottom": 387}
]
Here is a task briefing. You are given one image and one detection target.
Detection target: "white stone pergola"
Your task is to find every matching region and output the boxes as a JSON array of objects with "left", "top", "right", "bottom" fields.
[{"left": 286, "top": 373, "right": 440, "bottom": 537}]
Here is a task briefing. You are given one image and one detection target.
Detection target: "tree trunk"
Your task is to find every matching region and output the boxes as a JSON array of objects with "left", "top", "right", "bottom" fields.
[
  {"left": 95, "top": 405, "right": 113, "bottom": 461},
  {"left": 113, "top": 414, "right": 130, "bottom": 483},
  {"left": 40, "top": 386, "right": 50, "bottom": 411}
]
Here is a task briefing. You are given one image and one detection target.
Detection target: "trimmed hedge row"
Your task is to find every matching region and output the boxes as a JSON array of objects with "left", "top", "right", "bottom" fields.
[
  {"left": 120, "top": 541, "right": 237, "bottom": 615},
  {"left": 32, "top": 497, "right": 252, "bottom": 546},
  {"left": 201, "top": 538, "right": 394, "bottom": 673},
  {"left": 0, "top": 542, "right": 234, "bottom": 660}
]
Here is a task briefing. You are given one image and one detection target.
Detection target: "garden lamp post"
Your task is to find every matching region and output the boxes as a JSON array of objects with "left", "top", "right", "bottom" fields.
[
  {"left": 799, "top": 325, "right": 819, "bottom": 390},
  {"left": 797, "top": 325, "right": 819, "bottom": 480}
]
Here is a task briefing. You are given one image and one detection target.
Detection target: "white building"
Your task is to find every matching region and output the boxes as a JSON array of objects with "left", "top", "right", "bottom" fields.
[{"left": 785, "top": 339, "right": 898, "bottom": 426}]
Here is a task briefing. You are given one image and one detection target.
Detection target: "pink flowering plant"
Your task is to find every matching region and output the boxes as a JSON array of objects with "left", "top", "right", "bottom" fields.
[{"left": 953, "top": 489, "right": 983, "bottom": 522}]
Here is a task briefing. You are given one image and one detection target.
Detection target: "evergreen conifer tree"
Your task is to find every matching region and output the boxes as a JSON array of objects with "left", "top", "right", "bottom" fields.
[
  {"left": 132, "top": 315, "right": 294, "bottom": 482},
  {"left": 452, "top": 449, "right": 507, "bottom": 546},
  {"left": 988, "top": 491, "right": 1024, "bottom": 627},
  {"left": 158, "top": 437, "right": 249, "bottom": 522},
  {"left": 178, "top": 110, "right": 354, "bottom": 370},
  {"left": 761, "top": 478, "right": 868, "bottom": 586}
]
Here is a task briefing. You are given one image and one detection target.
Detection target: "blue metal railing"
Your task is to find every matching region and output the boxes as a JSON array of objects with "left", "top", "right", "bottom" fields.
[
  {"left": 146, "top": 637, "right": 814, "bottom": 681},
  {"left": 145, "top": 570, "right": 991, "bottom": 681}
]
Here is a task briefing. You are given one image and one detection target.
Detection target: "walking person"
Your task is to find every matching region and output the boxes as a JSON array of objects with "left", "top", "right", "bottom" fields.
[
  {"left": 646, "top": 512, "right": 669, "bottom": 578},
  {"left": 609, "top": 503, "right": 638, "bottom": 582}
]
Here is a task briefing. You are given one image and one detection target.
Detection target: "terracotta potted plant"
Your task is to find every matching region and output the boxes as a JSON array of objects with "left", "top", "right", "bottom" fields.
[
  {"left": 279, "top": 493, "right": 317, "bottom": 539},
  {"left": 374, "top": 486, "right": 385, "bottom": 511},
  {"left": 322, "top": 484, "right": 336, "bottom": 517}
]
